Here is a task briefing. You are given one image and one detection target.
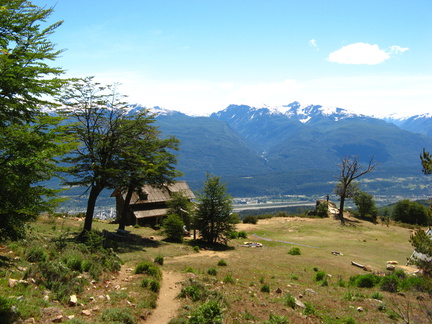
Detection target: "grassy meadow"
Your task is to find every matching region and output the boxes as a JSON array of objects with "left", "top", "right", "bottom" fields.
[{"left": 1, "top": 213, "right": 431, "bottom": 323}]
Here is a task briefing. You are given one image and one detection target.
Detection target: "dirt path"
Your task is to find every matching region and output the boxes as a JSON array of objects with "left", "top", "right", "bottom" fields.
[{"left": 144, "top": 270, "right": 184, "bottom": 324}]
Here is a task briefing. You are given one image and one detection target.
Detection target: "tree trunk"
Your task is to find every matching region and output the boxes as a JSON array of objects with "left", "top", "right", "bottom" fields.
[
  {"left": 339, "top": 194, "right": 346, "bottom": 225},
  {"left": 83, "top": 184, "right": 103, "bottom": 233},
  {"left": 118, "top": 186, "right": 133, "bottom": 231}
]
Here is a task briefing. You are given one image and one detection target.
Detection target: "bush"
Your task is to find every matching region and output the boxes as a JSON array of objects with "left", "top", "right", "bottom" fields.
[
  {"left": 304, "top": 302, "right": 317, "bottom": 316},
  {"left": 284, "top": 293, "right": 296, "bottom": 308},
  {"left": 227, "top": 231, "right": 238, "bottom": 239},
  {"left": 179, "top": 281, "right": 204, "bottom": 302},
  {"left": 25, "top": 247, "right": 48, "bottom": 262},
  {"left": 370, "top": 291, "right": 383, "bottom": 300},
  {"left": 314, "top": 271, "right": 326, "bottom": 282},
  {"left": 288, "top": 247, "right": 301, "bottom": 255},
  {"left": 162, "top": 214, "right": 184, "bottom": 242},
  {"left": 392, "top": 199, "right": 430, "bottom": 225},
  {"left": 207, "top": 268, "right": 217, "bottom": 276},
  {"left": 223, "top": 273, "right": 235, "bottom": 284},
  {"left": 100, "top": 308, "right": 136, "bottom": 324},
  {"left": 189, "top": 301, "right": 223, "bottom": 324},
  {"left": 260, "top": 284, "right": 270, "bottom": 293},
  {"left": 193, "top": 246, "right": 200, "bottom": 253},
  {"left": 262, "top": 313, "right": 290, "bottom": 324},
  {"left": 351, "top": 274, "right": 380, "bottom": 288},
  {"left": 135, "top": 261, "right": 162, "bottom": 279},
  {"left": 316, "top": 202, "right": 329, "bottom": 218},
  {"left": 154, "top": 255, "right": 164, "bottom": 265},
  {"left": 238, "top": 231, "right": 247, "bottom": 239},
  {"left": 217, "top": 259, "right": 227, "bottom": 266},
  {"left": 380, "top": 275, "right": 399, "bottom": 292},
  {"left": 243, "top": 215, "right": 258, "bottom": 224}
]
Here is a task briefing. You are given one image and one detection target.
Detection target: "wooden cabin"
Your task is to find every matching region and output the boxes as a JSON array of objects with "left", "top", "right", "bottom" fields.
[{"left": 111, "top": 181, "right": 195, "bottom": 227}]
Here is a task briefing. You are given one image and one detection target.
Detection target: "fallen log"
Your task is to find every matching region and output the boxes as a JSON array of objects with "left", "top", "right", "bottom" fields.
[{"left": 351, "top": 261, "right": 364, "bottom": 268}]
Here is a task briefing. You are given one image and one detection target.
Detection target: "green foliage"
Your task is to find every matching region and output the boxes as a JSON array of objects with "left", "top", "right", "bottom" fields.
[
  {"left": 196, "top": 174, "right": 235, "bottom": 244},
  {"left": 314, "top": 271, "right": 326, "bottom": 282},
  {"left": 304, "top": 302, "right": 317, "bottom": 316},
  {"left": 179, "top": 281, "right": 204, "bottom": 302},
  {"left": 379, "top": 275, "right": 399, "bottom": 292},
  {"left": 188, "top": 301, "right": 223, "bottom": 324},
  {"left": 353, "top": 191, "right": 378, "bottom": 221},
  {"left": 284, "top": 293, "right": 296, "bottom": 308},
  {"left": 288, "top": 247, "right": 301, "bottom": 255},
  {"left": 409, "top": 229, "right": 432, "bottom": 274},
  {"left": 217, "top": 259, "right": 227, "bottom": 266},
  {"left": 392, "top": 199, "right": 430, "bottom": 225},
  {"left": 420, "top": 148, "right": 432, "bottom": 175},
  {"left": 162, "top": 214, "right": 184, "bottom": 242},
  {"left": 134, "top": 261, "right": 162, "bottom": 279},
  {"left": 262, "top": 313, "right": 290, "bottom": 324},
  {"left": 193, "top": 246, "right": 200, "bottom": 253},
  {"left": 238, "top": 231, "right": 247, "bottom": 238},
  {"left": 0, "top": 295, "right": 14, "bottom": 324},
  {"left": 25, "top": 247, "right": 48, "bottom": 263},
  {"left": 166, "top": 191, "right": 193, "bottom": 228},
  {"left": 223, "top": 273, "right": 235, "bottom": 284},
  {"left": 100, "top": 308, "right": 136, "bottom": 324},
  {"left": 316, "top": 201, "right": 329, "bottom": 218},
  {"left": 370, "top": 291, "right": 383, "bottom": 300},
  {"left": 154, "top": 255, "right": 164, "bottom": 265},
  {"left": 260, "top": 283, "right": 270, "bottom": 293},
  {"left": 242, "top": 215, "right": 258, "bottom": 224},
  {"left": 350, "top": 274, "right": 381, "bottom": 288},
  {"left": 207, "top": 268, "right": 217, "bottom": 276}
]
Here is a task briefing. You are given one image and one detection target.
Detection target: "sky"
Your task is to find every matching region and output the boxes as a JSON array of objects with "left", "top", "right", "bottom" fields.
[{"left": 34, "top": 0, "right": 432, "bottom": 117}]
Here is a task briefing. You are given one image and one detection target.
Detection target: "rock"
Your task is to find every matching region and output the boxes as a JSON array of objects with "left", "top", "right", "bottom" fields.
[
  {"left": 24, "top": 318, "right": 35, "bottom": 323},
  {"left": 363, "top": 265, "right": 373, "bottom": 272},
  {"left": 275, "top": 287, "right": 282, "bottom": 294},
  {"left": 387, "top": 261, "right": 398, "bottom": 265},
  {"left": 386, "top": 264, "right": 396, "bottom": 271},
  {"left": 51, "top": 314, "right": 63, "bottom": 323},
  {"left": 305, "top": 288, "right": 317, "bottom": 295},
  {"left": 295, "top": 298, "right": 305, "bottom": 308},
  {"left": 105, "top": 294, "right": 111, "bottom": 301},
  {"left": 81, "top": 309, "right": 92, "bottom": 316},
  {"left": 8, "top": 279, "right": 17, "bottom": 287},
  {"left": 357, "top": 307, "right": 364, "bottom": 312},
  {"left": 69, "top": 295, "right": 77, "bottom": 306}
]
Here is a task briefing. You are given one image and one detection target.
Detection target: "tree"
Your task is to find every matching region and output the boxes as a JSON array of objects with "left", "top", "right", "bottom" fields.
[
  {"left": 0, "top": 1, "right": 70, "bottom": 240},
  {"left": 420, "top": 148, "right": 432, "bottom": 175},
  {"left": 162, "top": 214, "right": 184, "bottom": 242},
  {"left": 60, "top": 77, "right": 180, "bottom": 233},
  {"left": 353, "top": 191, "right": 378, "bottom": 223},
  {"left": 409, "top": 229, "right": 432, "bottom": 276},
  {"left": 166, "top": 191, "right": 194, "bottom": 230},
  {"left": 392, "top": 199, "right": 429, "bottom": 226},
  {"left": 334, "top": 156, "right": 378, "bottom": 225},
  {"left": 196, "top": 174, "right": 235, "bottom": 244}
]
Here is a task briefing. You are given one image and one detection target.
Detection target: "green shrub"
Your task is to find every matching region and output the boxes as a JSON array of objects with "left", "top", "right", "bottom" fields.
[
  {"left": 193, "top": 246, "right": 200, "bottom": 253},
  {"left": 243, "top": 215, "right": 258, "bottom": 224},
  {"left": 260, "top": 284, "right": 270, "bottom": 293},
  {"left": 238, "top": 231, "right": 247, "bottom": 239},
  {"left": 290, "top": 273, "right": 299, "bottom": 281},
  {"left": 189, "top": 301, "right": 223, "bottom": 324},
  {"left": 135, "top": 261, "right": 162, "bottom": 279},
  {"left": 227, "top": 231, "right": 238, "bottom": 239},
  {"left": 154, "top": 255, "right": 164, "bottom": 265},
  {"left": 314, "top": 271, "right": 326, "bottom": 282},
  {"left": 217, "top": 259, "right": 227, "bottom": 266},
  {"left": 223, "top": 274, "right": 235, "bottom": 284},
  {"left": 263, "top": 313, "right": 290, "bottom": 324},
  {"left": 316, "top": 202, "right": 329, "bottom": 218},
  {"left": 100, "top": 308, "right": 136, "bottom": 324},
  {"left": 185, "top": 267, "right": 198, "bottom": 274},
  {"left": 149, "top": 279, "right": 161, "bottom": 293},
  {"left": 133, "top": 224, "right": 140, "bottom": 228},
  {"left": 380, "top": 275, "right": 399, "bottom": 292},
  {"left": 304, "top": 302, "right": 317, "bottom": 316},
  {"left": 284, "top": 293, "right": 296, "bottom": 308},
  {"left": 370, "top": 291, "right": 383, "bottom": 300},
  {"left": 351, "top": 274, "right": 380, "bottom": 288},
  {"left": 179, "top": 282, "right": 204, "bottom": 302},
  {"left": 345, "top": 317, "right": 356, "bottom": 324},
  {"left": 207, "top": 268, "right": 217, "bottom": 276},
  {"left": 162, "top": 214, "right": 184, "bottom": 242},
  {"left": 25, "top": 247, "right": 48, "bottom": 262},
  {"left": 288, "top": 247, "right": 301, "bottom": 255}
]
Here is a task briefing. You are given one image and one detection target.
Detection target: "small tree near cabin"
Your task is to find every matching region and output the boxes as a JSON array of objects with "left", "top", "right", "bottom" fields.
[
  {"left": 196, "top": 174, "right": 235, "bottom": 244},
  {"left": 353, "top": 191, "right": 378, "bottom": 223},
  {"left": 334, "top": 156, "right": 378, "bottom": 225}
]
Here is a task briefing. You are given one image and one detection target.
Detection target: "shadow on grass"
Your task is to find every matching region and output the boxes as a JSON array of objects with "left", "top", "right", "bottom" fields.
[
  {"left": 113, "top": 233, "right": 163, "bottom": 253},
  {"left": 0, "top": 255, "right": 12, "bottom": 268},
  {"left": 185, "top": 239, "right": 235, "bottom": 251}
]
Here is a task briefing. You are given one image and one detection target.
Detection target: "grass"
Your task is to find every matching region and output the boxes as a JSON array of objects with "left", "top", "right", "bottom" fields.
[{"left": 1, "top": 213, "right": 428, "bottom": 323}]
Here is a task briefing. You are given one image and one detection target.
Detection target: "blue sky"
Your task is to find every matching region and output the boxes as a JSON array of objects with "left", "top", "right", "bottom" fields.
[{"left": 35, "top": 0, "right": 432, "bottom": 117}]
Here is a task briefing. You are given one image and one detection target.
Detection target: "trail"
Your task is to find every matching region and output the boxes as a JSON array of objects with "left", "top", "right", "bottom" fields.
[
  {"left": 145, "top": 270, "right": 184, "bottom": 324},
  {"left": 252, "top": 233, "right": 320, "bottom": 248}
]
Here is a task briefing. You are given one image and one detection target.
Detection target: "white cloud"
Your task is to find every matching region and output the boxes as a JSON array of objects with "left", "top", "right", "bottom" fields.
[
  {"left": 328, "top": 43, "right": 389, "bottom": 65},
  {"left": 308, "top": 39, "right": 318, "bottom": 48},
  {"left": 327, "top": 43, "right": 409, "bottom": 65}
]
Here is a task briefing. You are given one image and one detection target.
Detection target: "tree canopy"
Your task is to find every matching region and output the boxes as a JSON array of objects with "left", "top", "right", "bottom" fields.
[
  {"left": 0, "top": 0, "right": 70, "bottom": 241},
  {"left": 392, "top": 199, "right": 430, "bottom": 226},
  {"left": 196, "top": 174, "right": 234, "bottom": 244}
]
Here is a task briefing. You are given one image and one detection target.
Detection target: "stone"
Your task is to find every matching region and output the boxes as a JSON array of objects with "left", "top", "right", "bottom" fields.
[
  {"left": 51, "top": 314, "right": 63, "bottom": 323},
  {"left": 295, "top": 298, "right": 305, "bottom": 308},
  {"left": 386, "top": 264, "right": 396, "bottom": 271},
  {"left": 82, "top": 309, "right": 92, "bottom": 316},
  {"left": 305, "top": 288, "right": 317, "bottom": 295},
  {"left": 8, "top": 279, "right": 17, "bottom": 287},
  {"left": 275, "top": 287, "right": 282, "bottom": 294},
  {"left": 357, "top": 307, "right": 364, "bottom": 312},
  {"left": 363, "top": 265, "right": 373, "bottom": 272},
  {"left": 69, "top": 295, "right": 77, "bottom": 306}
]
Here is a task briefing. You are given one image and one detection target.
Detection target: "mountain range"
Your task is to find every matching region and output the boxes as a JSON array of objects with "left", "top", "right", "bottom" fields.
[
  {"left": 134, "top": 102, "right": 432, "bottom": 198},
  {"left": 51, "top": 102, "right": 432, "bottom": 208}
]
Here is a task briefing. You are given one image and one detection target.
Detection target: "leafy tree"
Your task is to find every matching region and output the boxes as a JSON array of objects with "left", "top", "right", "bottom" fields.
[
  {"left": 353, "top": 191, "right": 378, "bottom": 223},
  {"left": 420, "top": 148, "right": 432, "bottom": 175},
  {"left": 167, "top": 191, "right": 194, "bottom": 229},
  {"left": 196, "top": 174, "right": 234, "bottom": 244},
  {"left": 60, "top": 77, "right": 180, "bottom": 233},
  {"left": 162, "top": 214, "right": 184, "bottom": 242},
  {"left": 0, "top": 1, "right": 71, "bottom": 240},
  {"left": 392, "top": 199, "right": 429, "bottom": 225},
  {"left": 409, "top": 229, "right": 432, "bottom": 276},
  {"left": 334, "top": 156, "right": 378, "bottom": 225}
]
